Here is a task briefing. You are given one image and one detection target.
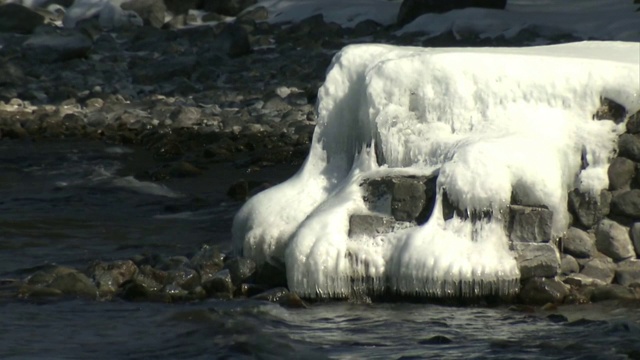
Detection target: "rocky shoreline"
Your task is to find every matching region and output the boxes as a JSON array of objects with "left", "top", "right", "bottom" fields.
[{"left": 1, "top": 2, "right": 640, "bottom": 307}]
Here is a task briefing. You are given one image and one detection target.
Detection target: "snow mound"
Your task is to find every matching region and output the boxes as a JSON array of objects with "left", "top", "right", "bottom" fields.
[{"left": 233, "top": 41, "right": 640, "bottom": 299}]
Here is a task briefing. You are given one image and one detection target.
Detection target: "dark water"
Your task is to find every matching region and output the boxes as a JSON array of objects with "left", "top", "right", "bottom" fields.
[{"left": 1, "top": 140, "right": 640, "bottom": 360}]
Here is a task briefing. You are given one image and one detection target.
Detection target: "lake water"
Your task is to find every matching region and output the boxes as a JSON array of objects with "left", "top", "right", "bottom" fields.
[{"left": 1, "top": 139, "right": 640, "bottom": 360}]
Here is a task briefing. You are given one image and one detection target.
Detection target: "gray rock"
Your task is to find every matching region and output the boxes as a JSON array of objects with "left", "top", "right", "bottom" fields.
[
  {"left": 361, "top": 175, "right": 437, "bottom": 224},
  {"left": 562, "top": 227, "right": 596, "bottom": 258},
  {"left": 202, "top": 0, "right": 257, "bottom": 16},
  {"left": 349, "top": 214, "right": 398, "bottom": 237},
  {"left": 563, "top": 273, "right": 607, "bottom": 287},
  {"left": 560, "top": 254, "right": 580, "bottom": 275},
  {"left": 352, "top": 19, "right": 383, "bottom": 38},
  {"left": 580, "top": 257, "right": 615, "bottom": 284},
  {"left": 568, "top": 189, "right": 611, "bottom": 228},
  {"left": 170, "top": 106, "right": 202, "bottom": 128},
  {"left": 615, "top": 260, "right": 640, "bottom": 287},
  {"left": 593, "top": 97, "right": 626, "bottom": 124},
  {"left": 164, "top": 0, "right": 201, "bottom": 15},
  {"left": 595, "top": 219, "right": 635, "bottom": 261},
  {"left": 610, "top": 189, "right": 640, "bottom": 220},
  {"left": 167, "top": 266, "right": 200, "bottom": 291},
  {"left": 202, "top": 269, "right": 234, "bottom": 299},
  {"left": 190, "top": 245, "right": 225, "bottom": 279},
  {"left": 121, "top": 0, "right": 167, "bottom": 28},
  {"left": 223, "top": 257, "right": 256, "bottom": 286},
  {"left": 0, "top": 4, "right": 44, "bottom": 34},
  {"left": 590, "top": 284, "right": 639, "bottom": 302},
  {"left": 513, "top": 242, "right": 560, "bottom": 280},
  {"left": 627, "top": 110, "right": 640, "bottom": 134},
  {"left": 23, "top": 29, "right": 93, "bottom": 63},
  {"left": 88, "top": 260, "right": 138, "bottom": 297},
  {"left": 519, "top": 277, "right": 569, "bottom": 305},
  {"left": 608, "top": 157, "right": 636, "bottom": 191},
  {"left": 618, "top": 134, "right": 640, "bottom": 162},
  {"left": 397, "top": 0, "right": 507, "bottom": 27},
  {"left": 508, "top": 205, "right": 553, "bottom": 243},
  {"left": 631, "top": 223, "right": 640, "bottom": 256},
  {"left": 238, "top": 6, "right": 269, "bottom": 21},
  {"left": 47, "top": 271, "right": 98, "bottom": 299}
]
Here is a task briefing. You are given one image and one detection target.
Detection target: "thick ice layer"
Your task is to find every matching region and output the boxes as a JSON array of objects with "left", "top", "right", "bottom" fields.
[{"left": 233, "top": 41, "right": 640, "bottom": 298}]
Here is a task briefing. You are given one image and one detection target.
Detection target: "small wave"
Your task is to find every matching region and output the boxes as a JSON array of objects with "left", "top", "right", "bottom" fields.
[{"left": 112, "top": 176, "right": 182, "bottom": 198}]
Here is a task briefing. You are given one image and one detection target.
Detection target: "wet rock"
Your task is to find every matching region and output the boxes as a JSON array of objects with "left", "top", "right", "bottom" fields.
[
  {"left": 202, "top": 0, "right": 257, "bottom": 16},
  {"left": 615, "top": 260, "right": 640, "bottom": 287},
  {"left": 608, "top": 157, "right": 636, "bottom": 191},
  {"left": 202, "top": 269, "right": 234, "bottom": 299},
  {"left": 568, "top": 189, "right": 611, "bottom": 228},
  {"left": 352, "top": 19, "right": 383, "bottom": 38},
  {"left": 23, "top": 29, "right": 93, "bottom": 63},
  {"left": 47, "top": 271, "right": 98, "bottom": 299},
  {"left": 254, "top": 261, "right": 288, "bottom": 288},
  {"left": 349, "top": 214, "right": 400, "bottom": 237},
  {"left": 156, "top": 256, "right": 190, "bottom": 271},
  {"left": 561, "top": 227, "right": 596, "bottom": 258},
  {"left": 519, "top": 277, "right": 569, "bottom": 305},
  {"left": 508, "top": 205, "right": 553, "bottom": 243},
  {"left": 88, "top": 260, "right": 138, "bottom": 297},
  {"left": 0, "top": 4, "right": 44, "bottom": 34},
  {"left": 590, "top": 284, "right": 639, "bottom": 302},
  {"left": 618, "top": 134, "right": 640, "bottom": 162},
  {"left": 593, "top": 97, "right": 627, "bottom": 124},
  {"left": 121, "top": 0, "right": 166, "bottom": 28},
  {"left": 167, "top": 266, "right": 201, "bottom": 291},
  {"left": 560, "top": 254, "right": 579, "bottom": 275},
  {"left": 563, "top": 273, "right": 607, "bottom": 287},
  {"left": 580, "top": 257, "right": 615, "bottom": 284},
  {"left": 131, "top": 265, "right": 166, "bottom": 291},
  {"left": 170, "top": 106, "right": 202, "bottom": 128},
  {"left": 513, "top": 242, "right": 560, "bottom": 279},
  {"left": 132, "top": 56, "right": 197, "bottom": 85},
  {"left": 418, "top": 335, "right": 453, "bottom": 345},
  {"left": 595, "top": 219, "right": 635, "bottom": 261},
  {"left": 252, "top": 288, "right": 306, "bottom": 308},
  {"left": 610, "top": 189, "right": 640, "bottom": 220},
  {"left": 397, "top": 0, "right": 507, "bottom": 27},
  {"left": 224, "top": 257, "right": 256, "bottom": 286},
  {"left": 168, "top": 161, "right": 203, "bottom": 178},
  {"left": 161, "top": 283, "right": 190, "bottom": 301}
]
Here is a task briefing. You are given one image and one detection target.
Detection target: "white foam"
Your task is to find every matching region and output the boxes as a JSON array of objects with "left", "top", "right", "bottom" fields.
[{"left": 233, "top": 41, "right": 640, "bottom": 298}]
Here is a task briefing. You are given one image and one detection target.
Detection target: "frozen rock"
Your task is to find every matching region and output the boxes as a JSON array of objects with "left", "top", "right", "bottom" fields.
[
  {"left": 349, "top": 214, "right": 399, "bottom": 237},
  {"left": 568, "top": 189, "right": 611, "bottom": 228},
  {"left": 519, "top": 277, "right": 569, "bottom": 305},
  {"left": 610, "top": 189, "right": 640, "bottom": 220},
  {"left": 595, "top": 219, "right": 635, "bottom": 261},
  {"left": 561, "top": 227, "right": 596, "bottom": 258},
  {"left": 608, "top": 157, "right": 636, "bottom": 191},
  {"left": 593, "top": 97, "right": 627, "bottom": 124},
  {"left": 361, "top": 175, "right": 437, "bottom": 224},
  {"left": 513, "top": 243, "right": 560, "bottom": 280},
  {"left": 508, "top": 205, "right": 553, "bottom": 243}
]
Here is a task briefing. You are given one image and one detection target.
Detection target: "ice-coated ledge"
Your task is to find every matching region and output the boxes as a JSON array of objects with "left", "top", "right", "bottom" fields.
[{"left": 233, "top": 41, "right": 640, "bottom": 299}]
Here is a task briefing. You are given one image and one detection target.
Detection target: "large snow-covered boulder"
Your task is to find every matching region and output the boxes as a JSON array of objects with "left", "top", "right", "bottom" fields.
[{"left": 233, "top": 41, "right": 640, "bottom": 299}]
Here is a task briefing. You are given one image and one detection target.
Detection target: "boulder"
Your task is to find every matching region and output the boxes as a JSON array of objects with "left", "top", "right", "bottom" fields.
[
  {"left": 361, "top": 175, "right": 437, "bottom": 224},
  {"left": 88, "top": 260, "right": 138, "bottom": 297},
  {"left": 593, "top": 97, "right": 627, "bottom": 124},
  {"left": 0, "top": 4, "right": 44, "bottom": 34},
  {"left": 631, "top": 223, "right": 640, "bottom": 256},
  {"left": 191, "top": 245, "right": 225, "bottom": 282},
  {"left": 618, "top": 134, "right": 640, "bottom": 162},
  {"left": 615, "top": 260, "right": 640, "bottom": 287},
  {"left": 590, "top": 284, "right": 639, "bottom": 302},
  {"left": 627, "top": 110, "right": 640, "bottom": 134},
  {"left": 608, "top": 157, "right": 636, "bottom": 191},
  {"left": 349, "top": 214, "right": 399, "bottom": 237},
  {"left": 560, "top": 254, "right": 579, "bottom": 275},
  {"left": 237, "top": 6, "right": 268, "bottom": 21},
  {"left": 513, "top": 243, "right": 560, "bottom": 279},
  {"left": 202, "top": 0, "right": 257, "bottom": 17},
  {"left": 561, "top": 227, "right": 596, "bottom": 258},
  {"left": 202, "top": 269, "right": 234, "bottom": 299},
  {"left": 580, "top": 257, "right": 615, "bottom": 284},
  {"left": 563, "top": 273, "right": 607, "bottom": 287},
  {"left": 508, "top": 205, "right": 553, "bottom": 243},
  {"left": 595, "top": 219, "right": 635, "bottom": 261},
  {"left": 519, "top": 277, "right": 569, "bottom": 305},
  {"left": 47, "top": 271, "right": 98, "bottom": 299},
  {"left": 397, "top": 0, "right": 507, "bottom": 27},
  {"left": 121, "top": 0, "right": 167, "bottom": 28},
  {"left": 223, "top": 257, "right": 256, "bottom": 286},
  {"left": 610, "top": 189, "right": 640, "bottom": 220},
  {"left": 568, "top": 189, "right": 611, "bottom": 228}
]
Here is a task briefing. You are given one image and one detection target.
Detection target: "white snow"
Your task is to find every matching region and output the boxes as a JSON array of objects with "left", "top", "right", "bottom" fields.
[{"left": 233, "top": 41, "right": 640, "bottom": 298}]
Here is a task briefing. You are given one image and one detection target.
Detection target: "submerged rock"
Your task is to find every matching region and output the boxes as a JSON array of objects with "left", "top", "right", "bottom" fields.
[{"left": 88, "top": 260, "right": 138, "bottom": 298}]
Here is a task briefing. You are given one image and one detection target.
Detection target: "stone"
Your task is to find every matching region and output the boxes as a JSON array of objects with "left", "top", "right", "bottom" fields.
[
  {"left": 215, "top": 22, "right": 251, "bottom": 58},
  {"left": 202, "top": 0, "right": 257, "bottom": 16},
  {"left": 568, "top": 189, "right": 611, "bottom": 228},
  {"left": 618, "top": 134, "right": 640, "bottom": 162},
  {"left": 254, "top": 261, "right": 288, "bottom": 288},
  {"left": 580, "top": 257, "right": 615, "bottom": 284},
  {"left": 508, "top": 205, "right": 553, "bottom": 243},
  {"left": 610, "top": 189, "right": 640, "bottom": 220},
  {"left": 519, "top": 277, "right": 569, "bottom": 305},
  {"left": 88, "top": 260, "right": 138, "bottom": 297},
  {"left": 0, "top": 4, "right": 44, "bottom": 34},
  {"left": 47, "top": 271, "right": 98, "bottom": 299},
  {"left": 560, "top": 254, "right": 579, "bottom": 275},
  {"left": 593, "top": 97, "right": 627, "bottom": 124},
  {"left": 167, "top": 266, "right": 201, "bottom": 291},
  {"left": 563, "top": 273, "right": 607, "bottom": 287},
  {"left": 615, "top": 260, "right": 640, "bottom": 287},
  {"left": 361, "top": 175, "right": 437, "bottom": 224},
  {"left": 561, "top": 227, "right": 596, "bottom": 258},
  {"left": 627, "top": 110, "right": 640, "bottom": 134},
  {"left": 22, "top": 29, "right": 93, "bottom": 63},
  {"left": 513, "top": 242, "right": 560, "bottom": 280},
  {"left": 595, "top": 219, "right": 635, "bottom": 261},
  {"left": 631, "top": 223, "right": 640, "bottom": 256},
  {"left": 348, "top": 215, "right": 399, "bottom": 237},
  {"left": 164, "top": 0, "right": 202, "bottom": 15},
  {"left": 121, "top": 0, "right": 166, "bottom": 28},
  {"left": 202, "top": 269, "right": 234, "bottom": 298},
  {"left": 223, "top": 257, "right": 256, "bottom": 286},
  {"left": 590, "top": 284, "right": 639, "bottom": 302},
  {"left": 608, "top": 157, "right": 636, "bottom": 191},
  {"left": 397, "top": 0, "right": 507, "bottom": 27}
]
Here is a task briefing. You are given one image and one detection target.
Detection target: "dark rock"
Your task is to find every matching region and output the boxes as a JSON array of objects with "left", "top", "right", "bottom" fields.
[
  {"left": 560, "top": 254, "right": 580, "bottom": 275},
  {"left": 513, "top": 243, "right": 560, "bottom": 279},
  {"left": 168, "top": 161, "right": 203, "bottom": 178},
  {"left": 161, "top": 283, "right": 190, "bottom": 301},
  {"left": 418, "top": 336, "right": 453, "bottom": 345},
  {"left": 618, "top": 134, "right": 640, "bottom": 162},
  {"left": 121, "top": 0, "right": 166, "bottom": 28},
  {"left": 608, "top": 157, "right": 636, "bottom": 191},
  {"left": 610, "top": 189, "right": 640, "bottom": 220},
  {"left": 88, "top": 260, "right": 138, "bottom": 297},
  {"left": 361, "top": 175, "right": 437, "bottom": 224},
  {"left": 508, "top": 205, "right": 553, "bottom": 243},
  {"left": 237, "top": 6, "right": 268, "bottom": 21},
  {"left": 227, "top": 180, "right": 250, "bottom": 201},
  {"left": 519, "top": 277, "right": 569, "bottom": 305},
  {"left": 215, "top": 22, "right": 251, "bottom": 58},
  {"left": 590, "top": 284, "right": 639, "bottom": 302},
  {"left": 202, "top": 0, "right": 257, "bottom": 16},
  {"left": 23, "top": 29, "right": 93, "bottom": 63},
  {"left": 131, "top": 265, "right": 166, "bottom": 291},
  {"left": 0, "top": 4, "right": 44, "bottom": 34},
  {"left": 593, "top": 97, "right": 627, "bottom": 124},
  {"left": 595, "top": 219, "right": 635, "bottom": 261},
  {"left": 563, "top": 273, "right": 607, "bottom": 287},
  {"left": 615, "top": 260, "right": 640, "bottom": 287},
  {"left": 349, "top": 214, "right": 401, "bottom": 237},
  {"left": 167, "top": 266, "right": 201, "bottom": 291},
  {"left": 627, "top": 110, "right": 640, "bottom": 134},
  {"left": 568, "top": 189, "right": 611, "bottom": 228},
  {"left": 254, "top": 261, "right": 288, "bottom": 288},
  {"left": 47, "top": 271, "right": 98, "bottom": 299},
  {"left": 223, "top": 257, "right": 256, "bottom": 286},
  {"left": 561, "top": 227, "right": 596, "bottom": 258},
  {"left": 170, "top": 106, "right": 202, "bottom": 128},
  {"left": 120, "top": 279, "right": 158, "bottom": 301},
  {"left": 397, "top": 0, "right": 507, "bottom": 27},
  {"left": 164, "top": 0, "right": 202, "bottom": 15},
  {"left": 352, "top": 19, "right": 383, "bottom": 38},
  {"left": 202, "top": 269, "right": 234, "bottom": 298},
  {"left": 251, "top": 287, "right": 289, "bottom": 302},
  {"left": 580, "top": 257, "right": 615, "bottom": 284},
  {"left": 631, "top": 223, "right": 640, "bottom": 256}
]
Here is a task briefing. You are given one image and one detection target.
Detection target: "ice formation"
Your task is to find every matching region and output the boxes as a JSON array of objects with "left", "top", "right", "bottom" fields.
[{"left": 233, "top": 41, "right": 640, "bottom": 298}]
